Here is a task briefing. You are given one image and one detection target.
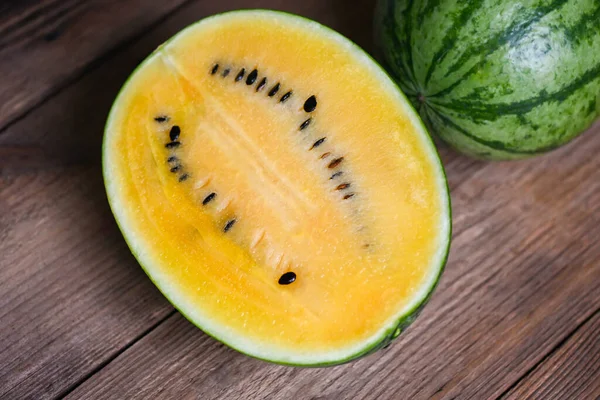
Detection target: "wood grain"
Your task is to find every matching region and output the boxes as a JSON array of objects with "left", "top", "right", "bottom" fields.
[
  {"left": 503, "top": 310, "right": 600, "bottom": 400},
  {"left": 0, "top": 0, "right": 377, "bottom": 172},
  {"left": 66, "top": 126, "right": 600, "bottom": 400},
  {"left": 0, "top": 0, "right": 379, "bottom": 398},
  {"left": 0, "top": 0, "right": 190, "bottom": 133},
  {"left": 0, "top": 0, "right": 599, "bottom": 399},
  {"left": 0, "top": 166, "right": 174, "bottom": 400}
]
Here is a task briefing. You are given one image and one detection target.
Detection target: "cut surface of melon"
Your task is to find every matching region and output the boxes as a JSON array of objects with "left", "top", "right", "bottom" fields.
[{"left": 103, "top": 10, "right": 451, "bottom": 365}]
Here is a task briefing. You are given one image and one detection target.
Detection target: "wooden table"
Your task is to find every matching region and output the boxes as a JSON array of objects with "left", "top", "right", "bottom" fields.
[{"left": 1, "top": 1, "right": 598, "bottom": 399}]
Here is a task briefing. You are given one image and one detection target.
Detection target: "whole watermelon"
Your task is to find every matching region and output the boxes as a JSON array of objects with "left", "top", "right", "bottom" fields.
[{"left": 375, "top": 0, "right": 600, "bottom": 159}]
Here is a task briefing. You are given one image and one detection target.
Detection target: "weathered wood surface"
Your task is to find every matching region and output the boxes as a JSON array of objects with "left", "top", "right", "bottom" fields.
[
  {"left": 503, "top": 310, "right": 600, "bottom": 400},
  {"left": 0, "top": 0, "right": 190, "bottom": 133},
  {"left": 0, "top": 1, "right": 599, "bottom": 399}
]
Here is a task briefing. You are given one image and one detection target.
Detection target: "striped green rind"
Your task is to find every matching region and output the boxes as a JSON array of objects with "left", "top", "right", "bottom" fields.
[{"left": 375, "top": 0, "right": 600, "bottom": 159}]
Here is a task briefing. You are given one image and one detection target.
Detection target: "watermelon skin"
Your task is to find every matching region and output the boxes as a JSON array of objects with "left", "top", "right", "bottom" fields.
[{"left": 375, "top": 0, "right": 600, "bottom": 159}]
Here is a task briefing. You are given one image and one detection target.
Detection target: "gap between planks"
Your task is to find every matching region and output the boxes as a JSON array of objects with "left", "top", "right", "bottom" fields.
[
  {"left": 0, "top": 2, "right": 595, "bottom": 397},
  {"left": 55, "top": 310, "right": 178, "bottom": 400},
  {"left": 50, "top": 193, "right": 600, "bottom": 399},
  {"left": 0, "top": 0, "right": 197, "bottom": 137},
  {"left": 495, "top": 306, "right": 600, "bottom": 400}
]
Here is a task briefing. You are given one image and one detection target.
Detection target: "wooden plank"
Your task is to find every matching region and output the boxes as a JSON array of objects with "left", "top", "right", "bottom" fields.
[
  {"left": 0, "top": 1, "right": 383, "bottom": 398},
  {"left": 503, "top": 310, "right": 600, "bottom": 400},
  {"left": 0, "top": 0, "right": 378, "bottom": 171},
  {"left": 0, "top": 0, "right": 189, "bottom": 133},
  {"left": 65, "top": 125, "right": 600, "bottom": 399},
  {"left": 0, "top": 166, "right": 174, "bottom": 400},
  {"left": 1, "top": 1, "right": 598, "bottom": 399}
]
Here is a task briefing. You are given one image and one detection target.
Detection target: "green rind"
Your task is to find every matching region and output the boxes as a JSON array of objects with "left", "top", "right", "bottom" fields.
[
  {"left": 103, "top": 9, "right": 451, "bottom": 366},
  {"left": 375, "top": 0, "right": 600, "bottom": 160}
]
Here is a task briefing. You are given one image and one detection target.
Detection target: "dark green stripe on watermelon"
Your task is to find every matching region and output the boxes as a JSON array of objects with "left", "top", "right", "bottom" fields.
[
  {"left": 429, "top": 0, "right": 573, "bottom": 98},
  {"left": 422, "top": 0, "right": 486, "bottom": 87},
  {"left": 563, "top": 3, "right": 600, "bottom": 43},
  {"left": 430, "top": 0, "right": 597, "bottom": 99},
  {"left": 433, "top": 63, "right": 600, "bottom": 121},
  {"left": 375, "top": 0, "right": 418, "bottom": 94},
  {"left": 400, "top": 0, "right": 417, "bottom": 86},
  {"left": 425, "top": 104, "right": 557, "bottom": 155},
  {"left": 374, "top": 0, "right": 600, "bottom": 160},
  {"left": 416, "top": 0, "right": 444, "bottom": 26}
]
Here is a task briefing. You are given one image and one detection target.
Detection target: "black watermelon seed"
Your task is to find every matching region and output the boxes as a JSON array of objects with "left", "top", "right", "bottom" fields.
[
  {"left": 330, "top": 171, "right": 343, "bottom": 179},
  {"left": 165, "top": 141, "right": 181, "bottom": 149},
  {"left": 154, "top": 116, "right": 168, "bottom": 123},
  {"left": 246, "top": 69, "right": 258, "bottom": 85},
  {"left": 179, "top": 173, "right": 189, "bottom": 182},
  {"left": 303, "top": 95, "right": 317, "bottom": 112},
  {"left": 310, "top": 137, "right": 326, "bottom": 150},
  {"left": 320, "top": 152, "right": 331, "bottom": 159},
  {"left": 256, "top": 77, "right": 267, "bottom": 92},
  {"left": 278, "top": 271, "right": 296, "bottom": 285},
  {"left": 167, "top": 156, "right": 177, "bottom": 163},
  {"left": 170, "top": 165, "right": 181, "bottom": 173},
  {"left": 328, "top": 157, "right": 344, "bottom": 169},
  {"left": 224, "top": 219, "right": 236, "bottom": 232},
  {"left": 299, "top": 118, "right": 312, "bottom": 131},
  {"left": 210, "top": 64, "right": 219, "bottom": 75},
  {"left": 202, "top": 192, "right": 216, "bottom": 205},
  {"left": 343, "top": 193, "right": 355, "bottom": 200},
  {"left": 336, "top": 183, "right": 351, "bottom": 190},
  {"left": 169, "top": 125, "right": 181, "bottom": 141},
  {"left": 280, "top": 91, "right": 293, "bottom": 103},
  {"left": 268, "top": 83, "right": 280, "bottom": 97},
  {"left": 235, "top": 68, "right": 246, "bottom": 82},
  {"left": 222, "top": 68, "right": 230, "bottom": 77}
]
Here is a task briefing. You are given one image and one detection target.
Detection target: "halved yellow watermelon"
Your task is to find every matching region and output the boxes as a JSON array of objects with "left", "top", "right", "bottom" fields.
[{"left": 103, "top": 10, "right": 451, "bottom": 366}]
